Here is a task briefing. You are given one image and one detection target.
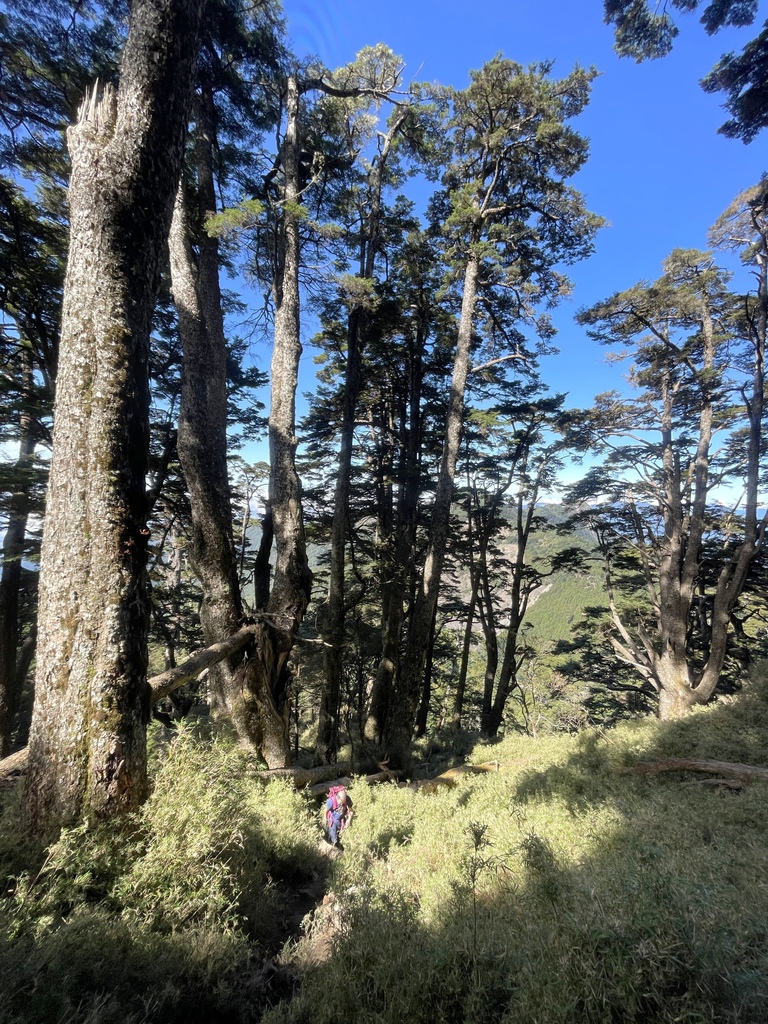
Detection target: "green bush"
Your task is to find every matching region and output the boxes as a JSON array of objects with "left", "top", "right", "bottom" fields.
[
  {"left": 0, "top": 725, "right": 325, "bottom": 1024},
  {"left": 4, "top": 677, "right": 768, "bottom": 1023}
]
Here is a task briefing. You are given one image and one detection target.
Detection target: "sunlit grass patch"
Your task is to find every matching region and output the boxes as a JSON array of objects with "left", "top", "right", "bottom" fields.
[{"left": 3, "top": 677, "right": 768, "bottom": 1023}]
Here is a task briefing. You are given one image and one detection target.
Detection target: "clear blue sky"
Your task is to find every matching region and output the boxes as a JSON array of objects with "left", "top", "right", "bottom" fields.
[{"left": 279, "top": 0, "right": 766, "bottom": 412}]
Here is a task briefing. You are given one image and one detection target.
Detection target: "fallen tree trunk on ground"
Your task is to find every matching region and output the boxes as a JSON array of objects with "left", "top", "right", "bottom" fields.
[
  {"left": 309, "top": 776, "right": 352, "bottom": 797},
  {"left": 409, "top": 761, "right": 501, "bottom": 792},
  {"left": 0, "top": 747, "right": 28, "bottom": 789},
  {"left": 307, "top": 769, "right": 408, "bottom": 798},
  {"left": 254, "top": 763, "right": 352, "bottom": 790},
  {"left": 619, "top": 758, "right": 768, "bottom": 784}
]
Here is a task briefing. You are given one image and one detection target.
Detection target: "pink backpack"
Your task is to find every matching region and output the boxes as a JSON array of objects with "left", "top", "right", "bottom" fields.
[{"left": 325, "top": 786, "right": 347, "bottom": 826}]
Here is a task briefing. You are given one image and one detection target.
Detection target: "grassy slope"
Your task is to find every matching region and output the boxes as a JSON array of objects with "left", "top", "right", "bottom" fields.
[
  {"left": 3, "top": 673, "right": 768, "bottom": 1024},
  {"left": 521, "top": 506, "right": 605, "bottom": 645},
  {"left": 526, "top": 571, "right": 606, "bottom": 645}
]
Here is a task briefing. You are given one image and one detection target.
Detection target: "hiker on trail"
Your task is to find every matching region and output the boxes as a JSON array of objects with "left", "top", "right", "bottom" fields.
[{"left": 325, "top": 785, "right": 353, "bottom": 846}]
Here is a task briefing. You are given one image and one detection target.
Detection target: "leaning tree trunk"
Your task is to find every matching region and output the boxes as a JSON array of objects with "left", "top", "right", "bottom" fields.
[
  {"left": 23, "top": 0, "right": 204, "bottom": 836},
  {"left": 169, "top": 104, "right": 244, "bottom": 724},
  {"left": 384, "top": 252, "right": 480, "bottom": 767},
  {"left": 245, "top": 73, "right": 312, "bottom": 768}
]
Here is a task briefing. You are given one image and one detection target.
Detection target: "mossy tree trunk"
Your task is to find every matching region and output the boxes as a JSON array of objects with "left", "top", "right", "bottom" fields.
[
  {"left": 24, "top": 0, "right": 204, "bottom": 836},
  {"left": 169, "top": 101, "right": 244, "bottom": 721}
]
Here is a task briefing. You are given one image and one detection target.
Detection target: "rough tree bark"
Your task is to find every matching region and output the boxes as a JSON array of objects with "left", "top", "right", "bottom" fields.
[
  {"left": 246, "top": 73, "right": 312, "bottom": 768},
  {"left": 168, "top": 90, "right": 245, "bottom": 724},
  {"left": 23, "top": 0, "right": 204, "bottom": 835}
]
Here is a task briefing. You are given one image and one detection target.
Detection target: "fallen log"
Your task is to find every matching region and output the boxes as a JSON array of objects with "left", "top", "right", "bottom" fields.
[
  {"left": 409, "top": 761, "right": 501, "bottom": 793},
  {"left": 619, "top": 757, "right": 768, "bottom": 784},
  {"left": 308, "top": 776, "right": 353, "bottom": 798},
  {"left": 681, "top": 778, "right": 743, "bottom": 790},
  {"left": 361, "top": 768, "right": 408, "bottom": 785},
  {"left": 253, "top": 763, "right": 352, "bottom": 790},
  {"left": 150, "top": 624, "right": 258, "bottom": 702},
  {"left": 307, "top": 768, "right": 407, "bottom": 798},
  {"left": 0, "top": 625, "right": 261, "bottom": 787},
  {"left": 0, "top": 747, "right": 28, "bottom": 790}
]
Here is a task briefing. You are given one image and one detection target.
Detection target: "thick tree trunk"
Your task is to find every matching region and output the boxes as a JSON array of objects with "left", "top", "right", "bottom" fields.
[
  {"left": 657, "top": 683, "right": 698, "bottom": 720},
  {"left": 23, "top": 0, "right": 204, "bottom": 835},
  {"left": 655, "top": 651, "right": 712, "bottom": 719},
  {"left": 169, "top": 143, "right": 243, "bottom": 720},
  {"left": 384, "top": 253, "right": 480, "bottom": 766},
  {"left": 248, "top": 74, "right": 312, "bottom": 768}
]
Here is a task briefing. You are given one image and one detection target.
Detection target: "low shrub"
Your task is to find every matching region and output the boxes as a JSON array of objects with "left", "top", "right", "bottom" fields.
[
  {"left": 0, "top": 725, "right": 325, "bottom": 1024},
  {"left": 3, "top": 677, "right": 768, "bottom": 1023}
]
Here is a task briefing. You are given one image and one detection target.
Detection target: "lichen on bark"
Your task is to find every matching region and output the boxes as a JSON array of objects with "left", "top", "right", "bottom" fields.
[{"left": 24, "top": 0, "right": 204, "bottom": 836}]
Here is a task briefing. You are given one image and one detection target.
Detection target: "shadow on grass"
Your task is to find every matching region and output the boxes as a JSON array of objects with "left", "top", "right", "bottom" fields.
[
  {"left": 259, "top": 681, "right": 768, "bottom": 1024},
  {"left": 511, "top": 676, "right": 768, "bottom": 813},
  {"left": 3, "top": 683, "right": 768, "bottom": 1024}
]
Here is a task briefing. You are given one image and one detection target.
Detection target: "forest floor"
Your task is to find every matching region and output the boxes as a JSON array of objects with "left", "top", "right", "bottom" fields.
[
  {"left": 4, "top": 677, "right": 768, "bottom": 1024},
  {"left": 249, "top": 837, "right": 346, "bottom": 1005}
]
